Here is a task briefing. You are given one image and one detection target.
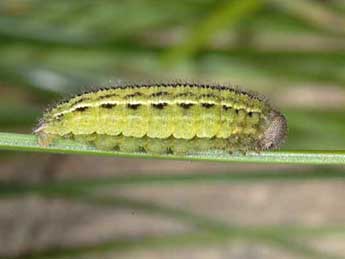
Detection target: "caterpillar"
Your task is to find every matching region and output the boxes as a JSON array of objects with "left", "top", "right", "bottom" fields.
[{"left": 34, "top": 82, "right": 287, "bottom": 154}]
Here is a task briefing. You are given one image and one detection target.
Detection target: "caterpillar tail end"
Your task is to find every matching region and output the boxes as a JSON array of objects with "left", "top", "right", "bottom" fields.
[{"left": 260, "top": 110, "right": 288, "bottom": 150}]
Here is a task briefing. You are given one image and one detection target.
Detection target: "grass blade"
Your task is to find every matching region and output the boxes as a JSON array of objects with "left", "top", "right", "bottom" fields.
[{"left": 1, "top": 132, "right": 345, "bottom": 164}]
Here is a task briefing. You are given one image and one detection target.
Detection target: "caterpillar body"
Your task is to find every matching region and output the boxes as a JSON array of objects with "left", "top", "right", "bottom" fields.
[{"left": 34, "top": 82, "right": 287, "bottom": 154}]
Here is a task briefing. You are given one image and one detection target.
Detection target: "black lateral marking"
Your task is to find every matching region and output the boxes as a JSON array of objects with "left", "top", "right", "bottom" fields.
[
  {"left": 101, "top": 103, "right": 117, "bottom": 109},
  {"left": 178, "top": 103, "right": 194, "bottom": 109},
  {"left": 151, "top": 103, "right": 168, "bottom": 109},
  {"left": 222, "top": 105, "right": 232, "bottom": 111},
  {"left": 201, "top": 103, "right": 215, "bottom": 108},
  {"left": 248, "top": 111, "right": 253, "bottom": 117},
  {"left": 75, "top": 106, "right": 89, "bottom": 112},
  {"left": 151, "top": 91, "right": 169, "bottom": 97},
  {"left": 127, "top": 103, "right": 141, "bottom": 110},
  {"left": 125, "top": 92, "right": 142, "bottom": 98}
]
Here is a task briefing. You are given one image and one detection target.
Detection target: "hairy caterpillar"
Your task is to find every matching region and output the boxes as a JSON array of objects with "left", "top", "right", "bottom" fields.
[{"left": 34, "top": 82, "right": 287, "bottom": 154}]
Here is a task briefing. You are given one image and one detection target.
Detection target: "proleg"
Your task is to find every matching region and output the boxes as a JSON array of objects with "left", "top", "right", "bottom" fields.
[{"left": 34, "top": 82, "right": 287, "bottom": 154}]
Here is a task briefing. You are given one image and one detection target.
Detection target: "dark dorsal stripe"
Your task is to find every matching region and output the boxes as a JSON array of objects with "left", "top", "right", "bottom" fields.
[
  {"left": 175, "top": 92, "right": 194, "bottom": 98},
  {"left": 201, "top": 103, "right": 215, "bottom": 108},
  {"left": 127, "top": 103, "right": 141, "bottom": 110},
  {"left": 125, "top": 92, "right": 142, "bottom": 98},
  {"left": 151, "top": 91, "right": 169, "bottom": 97},
  {"left": 200, "top": 94, "right": 217, "bottom": 99},
  {"left": 101, "top": 103, "right": 117, "bottom": 109},
  {"left": 178, "top": 103, "right": 194, "bottom": 109},
  {"left": 72, "top": 97, "right": 91, "bottom": 106},
  {"left": 99, "top": 93, "right": 119, "bottom": 99},
  {"left": 151, "top": 103, "right": 168, "bottom": 109},
  {"left": 73, "top": 98, "right": 86, "bottom": 106}
]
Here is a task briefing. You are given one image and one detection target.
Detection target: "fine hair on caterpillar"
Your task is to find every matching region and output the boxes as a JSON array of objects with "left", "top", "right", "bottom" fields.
[{"left": 34, "top": 82, "right": 287, "bottom": 154}]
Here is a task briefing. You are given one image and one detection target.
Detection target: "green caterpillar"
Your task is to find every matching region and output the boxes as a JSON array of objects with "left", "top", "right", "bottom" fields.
[{"left": 34, "top": 82, "right": 287, "bottom": 154}]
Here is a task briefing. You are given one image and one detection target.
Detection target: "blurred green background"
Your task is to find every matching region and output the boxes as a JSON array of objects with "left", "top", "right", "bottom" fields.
[{"left": 1, "top": 0, "right": 345, "bottom": 258}]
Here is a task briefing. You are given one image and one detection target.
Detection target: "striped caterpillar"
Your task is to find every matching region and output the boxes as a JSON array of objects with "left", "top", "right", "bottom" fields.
[{"left": 34, "top": 82, "right": 287, "bottom": 154}]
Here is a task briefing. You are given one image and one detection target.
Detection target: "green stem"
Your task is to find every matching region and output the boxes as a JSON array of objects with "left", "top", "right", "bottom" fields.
[{"left": 1, "top": 132, "right": 345, "bottom": 164}]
